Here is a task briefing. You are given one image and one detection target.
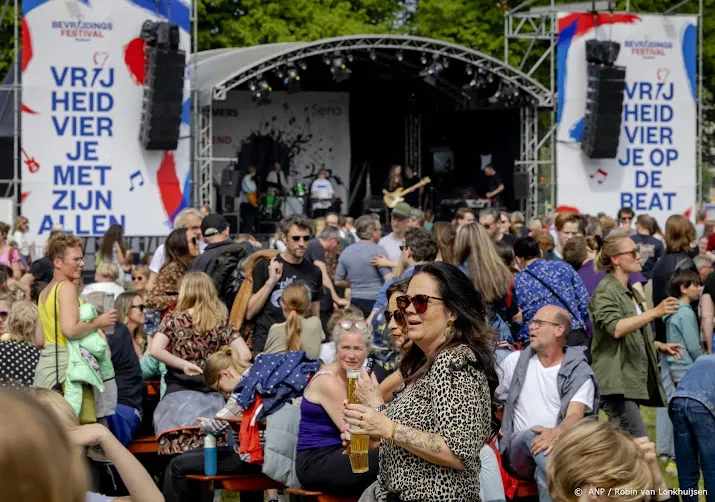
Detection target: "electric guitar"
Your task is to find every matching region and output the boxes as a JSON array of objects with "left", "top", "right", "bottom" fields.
[{"left": 382, "top": 177, "right": 431, "bottom": 208}]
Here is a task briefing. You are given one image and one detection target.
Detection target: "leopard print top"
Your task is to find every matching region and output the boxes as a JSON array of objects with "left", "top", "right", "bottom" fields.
[{"left": 379, "top": 344, "right": 492, "bottom": 501}]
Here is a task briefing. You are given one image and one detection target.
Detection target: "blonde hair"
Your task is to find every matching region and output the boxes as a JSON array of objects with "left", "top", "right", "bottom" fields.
[
  {"left": 204, "top": 346, "right": 252, "bottom": 388},
  {"left": 664, "top": 214, "right": 696, "bottom": 254},
  {"left": 133, "top": 266, "right": 150, "bottom": 282},
  {"left": 547, "top": 420, "right": 653, "bottom": 502},
  {"left": 281, "top": 283, "right": 310, "bottom": 352},
  {"left": 96, "top": 261, "right": 120, "bottom": 282},
  {"left": 26, "top": 387, "right": 79, "bottom": 428},
  {"left": 0, "top": 389, "right": 86, "bottom": 502},
  {"left": 176, "top": 272, "right": 227, "bottom": 335},
  {"left": 46, "top": 233, "right": 83, "bottom": 262},
  {"left": 454, "top": 223, "right": 513, "bottom": 304},
  {"left": 115, "top": 292, "right": 147, "bottom": 355},
  {"left": 595, "top": 234, "right": 631, "bottom": 272},
  {"left": 7, "top": 301, "right": 38, "bottom": 344},
  {"left": 326, "top": 306, "right": 363, "bottom": 336},
  {"left": 314, "top": 218, "right": 326, "bottom": 239}
]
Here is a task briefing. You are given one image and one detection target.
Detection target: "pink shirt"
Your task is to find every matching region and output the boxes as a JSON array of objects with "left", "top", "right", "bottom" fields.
[{"left": 0, "top": 247, "right": 20, "bottom": 268}]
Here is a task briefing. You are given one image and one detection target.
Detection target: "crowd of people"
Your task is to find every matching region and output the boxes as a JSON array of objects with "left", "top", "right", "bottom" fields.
[{"left": 1, "top": 203, "right": 714, "bottom": 502}]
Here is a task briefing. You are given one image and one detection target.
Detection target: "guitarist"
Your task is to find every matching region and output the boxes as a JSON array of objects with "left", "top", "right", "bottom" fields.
[{"left": 383, "top": 164, "right": 403, "bottom": 194}]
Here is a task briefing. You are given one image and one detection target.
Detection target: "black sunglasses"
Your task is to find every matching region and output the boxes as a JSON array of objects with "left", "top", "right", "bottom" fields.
[
  {"left": 130, "top": 304, "right": 146, "bottom": 312},
  {"left": 396, "top": 294, "right": 444, "bottom": 314},
  {"left": 290, "top": 235, "right": 311, "bottom": 242},
  {"left": 384, "top": 309, "right": 405, "bottom": 325}
]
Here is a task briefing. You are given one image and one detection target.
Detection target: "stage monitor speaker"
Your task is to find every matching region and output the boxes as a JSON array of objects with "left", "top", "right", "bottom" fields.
[
  {"left": 513, "top": 172, "right": 529, "bottom": 200},
  {"left": 219, "top": 169, "right": 242, "bottom": 197},
  {"left": 139, "top": 47, "right": 186, "bottom": 151},
  {"left": 580, "top": 64, "right": 626, "bottom": 159},
  {"left": 432, "top": 148, "right": 454, "bottom": 174}
]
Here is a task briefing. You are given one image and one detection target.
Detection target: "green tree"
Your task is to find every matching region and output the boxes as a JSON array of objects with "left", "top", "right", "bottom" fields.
[{"left": 197, "top": 0, "right": 402, "bottom": 50}]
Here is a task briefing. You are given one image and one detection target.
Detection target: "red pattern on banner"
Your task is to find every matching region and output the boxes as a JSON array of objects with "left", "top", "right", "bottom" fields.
[
  {"left": 557, "top": 13, "right": 640, "bottom": 36},
  {"left": 20, "top": 192, "right": 30, "bottom": 203},
  {"left": 157, "top": 152, "right": 183, "bottom": 218},
  {"left": 124, "top": 37, "right": 146, "bottom": 85},
  {"left": 21, "top": 18, "right": 32, "bottom": 73}
]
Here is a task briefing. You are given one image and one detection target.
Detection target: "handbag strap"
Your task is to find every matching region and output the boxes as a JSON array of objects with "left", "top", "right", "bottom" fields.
[
  {"left": 524, "top": 268, "right": 584, "bottom": 329},
  {"left": 53, "top": 281, "right": 61, "bottom": 389}
]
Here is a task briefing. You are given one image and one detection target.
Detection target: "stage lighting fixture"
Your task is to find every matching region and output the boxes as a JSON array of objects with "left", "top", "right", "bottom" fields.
[
  {"left": 322, "top": 54, "right": 331, "bottom": 65},
  {"left": 347, "top": 53, "right": 355, "bottom": 62},
  {"left": 330, "top": 56, "right": 352, "bottom": 83},
  {"left": 420, "top": 53, "right": 428, "bottom": 65},
  {"left": 396, "top": 50, "right": 404, "bottom": 62},
  {"left": 369, "top": 50, "right": 377, "bottom": 61},
  {"left": 298, "top": 60, "right": 308, "bottom": 71},
  {"left": 278, "top": 64, "right": 301, "bottom": 92},
  {"left": 465, "top": 65, "right": 474, "bottom": 76},
  {"left": 490, "top": 84, "right": 519, "bottom": 106},
  {"left": 249, "top": 80, "right": 272, "bottom": 105},
  {"left": 420, "top": 60, "right": 444, "bottom": 85}
]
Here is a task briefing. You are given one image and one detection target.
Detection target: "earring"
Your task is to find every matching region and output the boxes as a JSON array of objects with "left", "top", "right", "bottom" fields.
[{"left": 445, "top": 318, "right": 456, "bottom": 339}]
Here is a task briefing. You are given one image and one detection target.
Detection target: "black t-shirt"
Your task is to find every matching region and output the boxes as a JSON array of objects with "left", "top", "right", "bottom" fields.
[
  {"left": 304, "top": 239, "right": 326, "bottom": 264},
  {"left": 704, "top": 272, "right": 715, "bottom": 299},
  {"left": 108, "top": 323, "right": 144, "bottom": 411},
  {"left": 30, "top": 256, "right": 53, "bottom": 283},
  {"left": 486, "top": 174, "right": 503, "bottom": 201},
  {"left": 251, "top": 255, "right": 323, "bottom": 353},
  {"left": 403, "top": 175, "right": 421, "bottom": 207},
  {"left": 631, "top": 234, "right": 664, "bottom": 279}
]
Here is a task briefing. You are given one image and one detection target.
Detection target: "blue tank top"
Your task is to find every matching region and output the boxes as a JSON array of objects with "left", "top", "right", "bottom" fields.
[{"left": 296, "top": 372, "right": 342, "bottom": 450}]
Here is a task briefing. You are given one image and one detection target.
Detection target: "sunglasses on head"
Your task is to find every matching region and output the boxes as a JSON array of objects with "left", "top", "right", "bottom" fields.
[
  {"left": 290, "top": 235, "right": 311, "bottom": 242},
  {"left": 339, "top": 320, "right": 368, "bottom": 331},
  {"left": 396, "top": 294, "right": 444, "bottom": 314},
  {"left": 384, "top": 309, "right": 405, "bottom": 325},
  {"left": 130, "top": 304, "right": 146, "bottom": 312}
]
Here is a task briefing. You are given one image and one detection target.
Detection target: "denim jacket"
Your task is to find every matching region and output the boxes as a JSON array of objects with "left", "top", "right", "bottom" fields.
[{"left": 670, "top": 354, "right": 715, "bottom": 420}]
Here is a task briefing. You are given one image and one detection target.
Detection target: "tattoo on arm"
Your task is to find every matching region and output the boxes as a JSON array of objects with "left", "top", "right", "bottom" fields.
[{"left": 395, "top": 424, "right": 443, "bottom": 454}]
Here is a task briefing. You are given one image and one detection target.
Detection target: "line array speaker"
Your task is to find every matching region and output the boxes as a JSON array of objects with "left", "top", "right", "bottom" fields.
[{"left": 580, "top": 63, "right": 626, "bottom": 159}]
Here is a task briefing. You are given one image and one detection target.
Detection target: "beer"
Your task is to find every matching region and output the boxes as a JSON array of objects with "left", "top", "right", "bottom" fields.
[{"left": 347, "top": 369, "right": 369, "bottom": 474}]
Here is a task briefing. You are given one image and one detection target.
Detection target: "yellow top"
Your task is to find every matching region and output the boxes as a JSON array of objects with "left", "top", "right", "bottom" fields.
[{"left": 39, "top": 282, "right": 69, "bottom": 347}]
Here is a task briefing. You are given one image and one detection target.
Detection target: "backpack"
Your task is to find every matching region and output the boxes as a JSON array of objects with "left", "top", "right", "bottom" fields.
[{"left": 205, "top": 243, "right": 250, "bottom": 309}]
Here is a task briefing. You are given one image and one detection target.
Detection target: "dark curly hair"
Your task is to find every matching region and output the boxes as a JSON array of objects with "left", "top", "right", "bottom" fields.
[{"left": 399, "top": 262, "right": 501, "bottom": 437}]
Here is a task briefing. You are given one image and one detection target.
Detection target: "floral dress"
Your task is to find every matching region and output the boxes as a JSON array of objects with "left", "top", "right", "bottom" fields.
[{"left": 377, "top": 345, "right": 492, "bottom": 501}]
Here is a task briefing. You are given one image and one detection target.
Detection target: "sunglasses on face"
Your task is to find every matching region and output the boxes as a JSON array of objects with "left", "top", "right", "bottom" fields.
[
  {"left": 620, "top": 216, "right": 633, "bottom": 222},
  {"left": 384, "top": 309, "right": 405, "bottom": 324},
  {"left": 396, "top": 294, "right": 444, "bottom": 314},
  {"left": 339, "top": 320, "right": 368, "bottom": 331},
  {"left": 290, "top": 235, "right": 311, "bottom": 242},
  {"left": 0, "top": 311, "right": 8, "bottom": 320},
  {"left": 132, "top": 276, "right": 145, "bottom": 282},
  {"left": 617, "top": 246, "right": 641, "bottom": 258},
  {"left": 130, "top": 304, "right": 146, "bottom": 312},
  {"left": 399, "top": 244, "right": 407, "bottom": 251}
]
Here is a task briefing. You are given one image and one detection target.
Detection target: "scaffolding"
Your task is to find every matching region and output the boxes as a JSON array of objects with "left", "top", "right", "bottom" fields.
[{"left": 505, "top": 0, "right": 705, "bottom": 215}]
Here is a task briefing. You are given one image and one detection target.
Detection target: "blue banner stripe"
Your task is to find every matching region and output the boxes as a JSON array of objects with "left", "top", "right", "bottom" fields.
[
  {"left": 556, "top": 19, "right": 578, "bottom": 127},
  {"left": 127, "top": 0, "right": 190, "bottom": 34},
  {"left": 682, "top": 23, "right": 697, "bottom": 102},
  {"left": 22, "top": 0, "right": 51, "bottom": 16}
]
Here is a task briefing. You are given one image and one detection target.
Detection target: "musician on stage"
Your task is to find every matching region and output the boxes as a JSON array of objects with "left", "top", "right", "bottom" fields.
[
  {"left": 310, "top": 168, "right": 335, "bottom": 218},
  {"left": 266, "top": 162, "right": 290, "bottom": 195},
  {"left": 383, "top": 164, "right": 403, "bottom": 193},
  {"left": 240, "top": 165, "right": 258, "bottom": 232},
  {"left": 484, "top": 164, "right": 504, "bottom": 207}
]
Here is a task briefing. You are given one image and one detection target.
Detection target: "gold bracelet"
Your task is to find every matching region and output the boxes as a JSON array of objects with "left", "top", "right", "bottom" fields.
[
  {"left": 655, "top": 341, "right": 661, "bottom": 351},
  {"left": 390, "top": 422, "right": 399, "bottom": 442}
]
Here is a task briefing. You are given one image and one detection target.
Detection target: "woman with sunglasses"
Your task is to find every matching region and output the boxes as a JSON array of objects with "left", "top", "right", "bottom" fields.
[
  {"left": 342, "top": 262, "right": 500, "bottom": 502},
  {"left": 295, "top": 318, "right": 379, "bottom": 496},
  {"left": 589, "top": 234, "right": 683, "bottom": 439},
  {"left": 100, "top": 291, "right": 145, "bottom": 446}
]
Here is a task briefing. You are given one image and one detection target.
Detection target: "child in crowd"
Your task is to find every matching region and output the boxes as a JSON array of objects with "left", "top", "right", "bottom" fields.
[
  {"left": 263, "top": 282, "right": 324, "bottom": 360},
  {"left": 666, "top": 270, "right": 703, "bottom": 386}
]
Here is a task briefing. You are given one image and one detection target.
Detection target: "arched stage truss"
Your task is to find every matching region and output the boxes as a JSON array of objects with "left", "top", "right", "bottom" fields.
[{"left": 191, "top": 35, "right": 552, "bottom": 218}]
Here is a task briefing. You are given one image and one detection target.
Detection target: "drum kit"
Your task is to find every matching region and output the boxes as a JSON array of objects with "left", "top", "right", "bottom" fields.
[{"left": 260, "top": 180, "right": 340, "bottom": 219}]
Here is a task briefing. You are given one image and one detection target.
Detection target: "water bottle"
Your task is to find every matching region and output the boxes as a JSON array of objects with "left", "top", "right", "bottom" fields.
[{"left": 204, "top": 432, "right": 217, "bottom": 476}]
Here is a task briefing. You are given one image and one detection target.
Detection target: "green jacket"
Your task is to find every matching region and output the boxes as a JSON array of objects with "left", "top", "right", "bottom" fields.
[
  {"left": 65, "top": 303, "right": 115, "bottom": 415},
  {"left": 588, "top": 274, "right": 665, "bottom": 407}
]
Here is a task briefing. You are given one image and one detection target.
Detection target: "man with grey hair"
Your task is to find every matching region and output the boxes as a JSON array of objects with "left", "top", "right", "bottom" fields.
[
  {"left": 147, "top": 207, "right": 205, "bottom": 291},
  {"left": 498, "top": 305, "right": 597, "bottom": 502},
  {"left": 408, "top": 208, "right": 425, "bottom": 229},
  {"left": 304, "top": 227, "right": 350, "bottom": 308},
  {"left": 335, "top": 216, "right": 392, "bottom": 316}
]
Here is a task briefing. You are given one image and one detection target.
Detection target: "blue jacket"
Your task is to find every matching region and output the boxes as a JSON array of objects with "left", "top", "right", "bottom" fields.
[
  {"left": 665, "top": 302, "right": 703, "bottom": 378},
  {"left": 670, "top": 354, "right": 715, "bottom": 420},
  {"left": 236, "top": 351, "right": 320, "bottom": 419}
]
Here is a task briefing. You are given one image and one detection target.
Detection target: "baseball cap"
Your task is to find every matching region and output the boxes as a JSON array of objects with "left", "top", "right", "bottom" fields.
[
  {"left": 201, "top": 214, "right": 229, "bottom": 237},
  {"left": 391, "top": 202, "right": 411, "bottom": 219}
]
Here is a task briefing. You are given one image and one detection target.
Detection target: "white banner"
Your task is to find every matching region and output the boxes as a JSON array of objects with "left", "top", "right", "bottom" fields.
[
  {"left": 556, "top": 13, "right": 697, "bottom": 223},
  {"left": 211, "top": 91, "right": 351, "bottom": 213},
  {"left": 21, "top": 0, "right": 192, "bottom": 242}
]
